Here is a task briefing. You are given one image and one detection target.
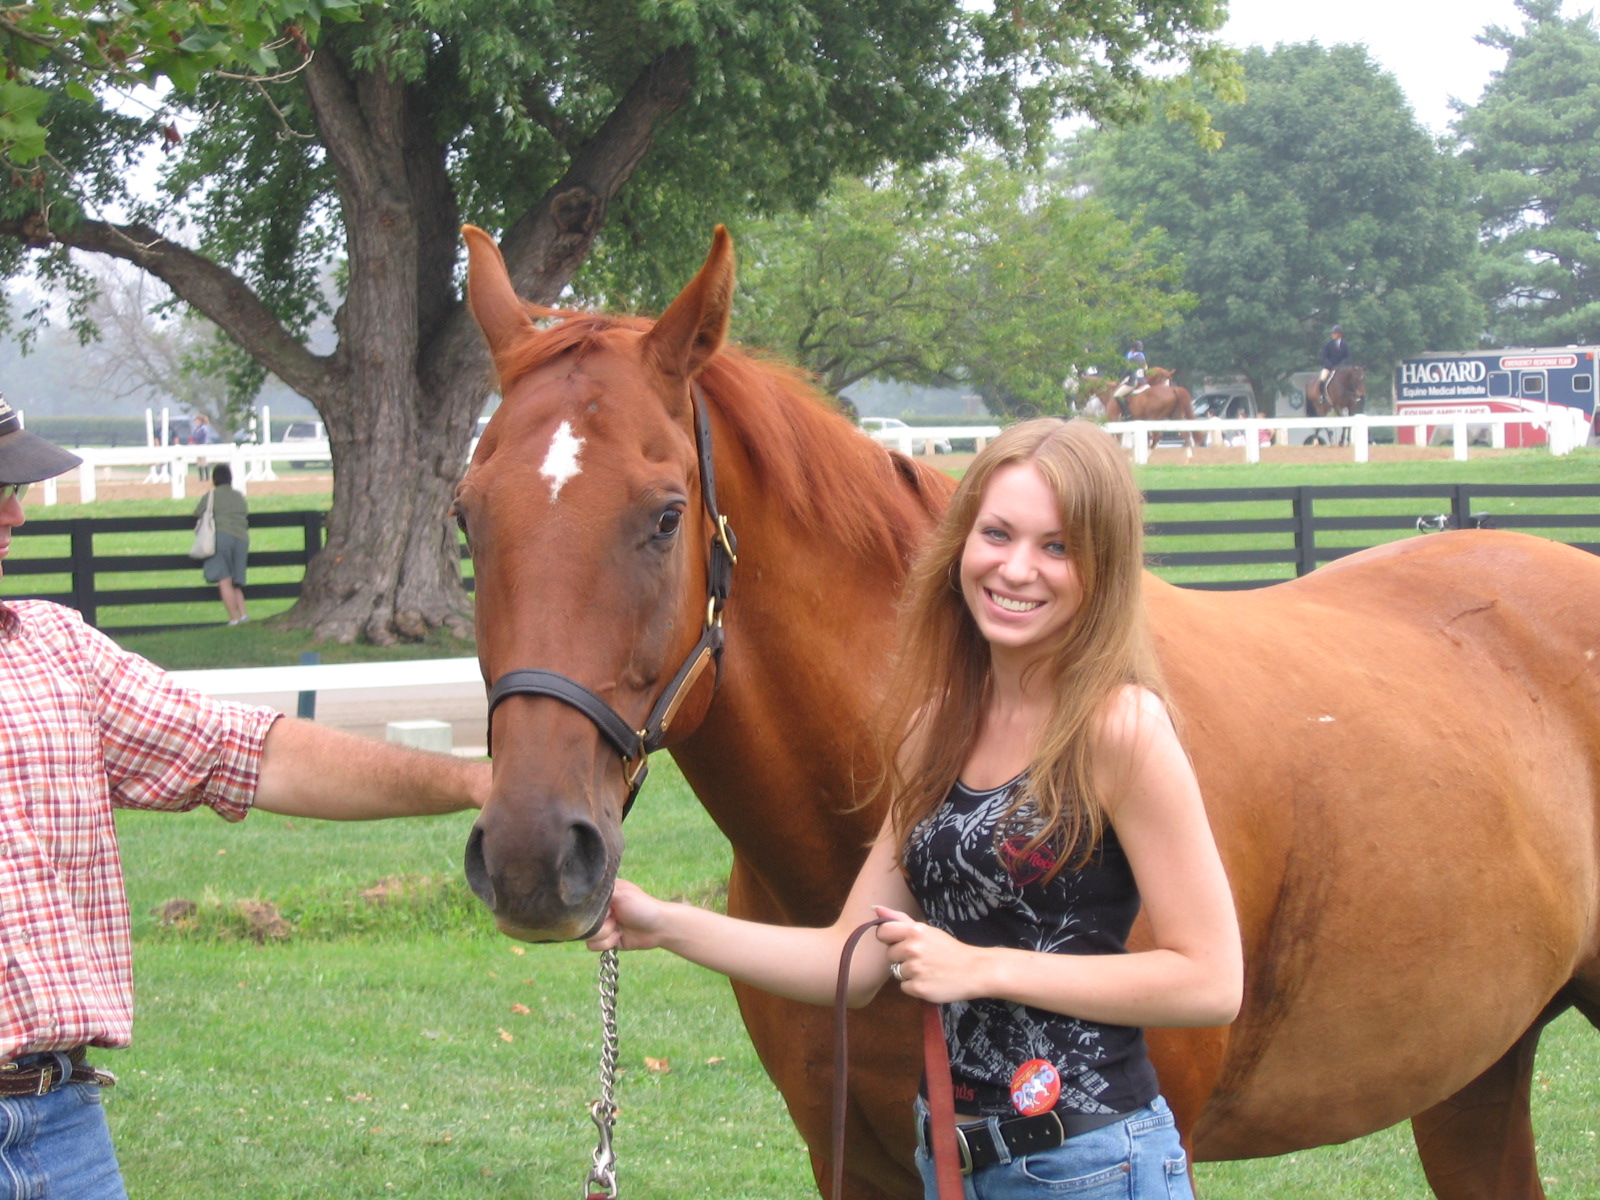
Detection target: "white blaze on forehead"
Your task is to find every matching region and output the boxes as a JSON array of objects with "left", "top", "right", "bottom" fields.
[{"left": 539, "top": 420, "right": 585, "bottom": 501}]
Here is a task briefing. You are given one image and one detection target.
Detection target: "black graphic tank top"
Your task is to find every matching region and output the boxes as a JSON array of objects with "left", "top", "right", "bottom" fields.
[{"left": 903, "top": 774, "right": 1159, "bottom": 1118}]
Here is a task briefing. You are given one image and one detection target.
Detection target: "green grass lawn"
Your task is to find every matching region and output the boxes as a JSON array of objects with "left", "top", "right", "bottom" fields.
[{"left": 109, "top": 757, "right": 1600, "bottom": 1199}]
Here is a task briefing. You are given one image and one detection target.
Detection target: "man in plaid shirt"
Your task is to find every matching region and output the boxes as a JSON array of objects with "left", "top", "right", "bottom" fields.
[{"left": 0, "top": 400, "right": 489, "bottom": 1199}]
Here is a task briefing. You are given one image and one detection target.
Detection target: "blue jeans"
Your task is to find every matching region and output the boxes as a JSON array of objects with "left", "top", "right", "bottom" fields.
[
  {"left": 915, "top": 1095, "right": 1192, "bottom": 1200},
  {"left": 0, "top": 1081, "right": 127, "bottom": 1200}
]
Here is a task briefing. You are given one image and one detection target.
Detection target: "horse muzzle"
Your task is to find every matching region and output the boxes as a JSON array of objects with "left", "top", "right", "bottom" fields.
[{"left": 463, "top": 801, "right": 619, "bottom": 943}]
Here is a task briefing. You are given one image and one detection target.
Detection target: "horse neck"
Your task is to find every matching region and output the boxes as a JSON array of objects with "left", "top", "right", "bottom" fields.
[{"left": 670, "top": 432, "right": 947, "bottom": 922}]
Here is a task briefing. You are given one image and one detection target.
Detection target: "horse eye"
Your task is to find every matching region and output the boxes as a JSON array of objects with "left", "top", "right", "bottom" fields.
[{"left": 655, "top": 507, "right": 683, "bottom": 539}]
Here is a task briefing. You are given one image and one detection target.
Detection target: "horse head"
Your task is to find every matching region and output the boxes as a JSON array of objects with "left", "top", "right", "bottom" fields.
[
  {"left": 457, "top": 224, "right": 737, "bottom": 942},
  {"left": 1331, "top": 365, "right": 1368, "bottom": 415},
  {"left": 1146, "top": 366, "right": 1175, "bottom": 386}
]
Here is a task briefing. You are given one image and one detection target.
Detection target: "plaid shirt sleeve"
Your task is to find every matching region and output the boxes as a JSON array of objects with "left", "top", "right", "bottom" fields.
[{"left": 62, "top": 609, "right": 278, "bottom": 819}]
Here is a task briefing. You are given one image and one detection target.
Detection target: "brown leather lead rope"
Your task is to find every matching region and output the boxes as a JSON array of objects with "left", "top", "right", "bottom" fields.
[
  {"left": 920, "top": 1002, "right": 965, "bottom": 1199},
  {"left": 833, "top": 919, "right": 962, "bottom": 1200}
]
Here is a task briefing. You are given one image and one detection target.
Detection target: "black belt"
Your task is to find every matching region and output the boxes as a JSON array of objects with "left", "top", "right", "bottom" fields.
[
  {"left": 918, "top": 1108, "right": 1130, "bottom": 1175},
  {"left": 0, "top": 1048, "right": 116, "bottom": 1097}
]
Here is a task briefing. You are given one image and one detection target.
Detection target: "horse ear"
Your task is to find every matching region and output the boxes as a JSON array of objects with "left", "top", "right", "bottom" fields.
[
  {"left": 463, "top": 225, "right": 535, "bottom": 360},
  {"left": 644, "top": 225, "right": 735, "bottom": 384}
]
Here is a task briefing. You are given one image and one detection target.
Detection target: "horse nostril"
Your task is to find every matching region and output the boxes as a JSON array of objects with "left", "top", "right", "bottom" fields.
[
  {"left": 463, "top": 824, "right": 495, "bottom": 907},
  {"left": 558, "top": 820, "right": 608, "bottom": 906}
]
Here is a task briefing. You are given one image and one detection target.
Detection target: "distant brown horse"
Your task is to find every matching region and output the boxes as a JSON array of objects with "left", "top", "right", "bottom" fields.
[
  {"left": 461, "top": 224, "right": 1600, "bottom": 1200},
  {"left": 1306, "top": 365, "right": 1367, "bottom": 444},
  {"left": 1126, "top": 366, "right": 1200, "bottom": 451}
]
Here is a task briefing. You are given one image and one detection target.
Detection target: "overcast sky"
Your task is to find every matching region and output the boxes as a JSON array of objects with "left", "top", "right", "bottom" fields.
[{"left": 1217, "top": 0, "right": 1547, "bottom": 135}]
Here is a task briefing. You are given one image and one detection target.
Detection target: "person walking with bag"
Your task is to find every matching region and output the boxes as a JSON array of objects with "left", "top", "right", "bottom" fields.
[
  {"left": 194, "top": 463, "right": 249, "bottom": 625},
  {"left": 587, "top": 418, "right": 1242, "bottom": 1199}
]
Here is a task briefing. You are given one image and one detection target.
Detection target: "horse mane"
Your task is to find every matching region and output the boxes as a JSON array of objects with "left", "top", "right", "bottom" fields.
[{"left": 495, "top": 309, "right": 949, "bottom": 567}]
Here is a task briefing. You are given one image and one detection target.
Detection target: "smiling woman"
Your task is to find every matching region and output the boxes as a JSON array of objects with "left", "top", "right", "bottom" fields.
[{"left": 587, "top": 417, "right": 1240, "bottom": 1200}]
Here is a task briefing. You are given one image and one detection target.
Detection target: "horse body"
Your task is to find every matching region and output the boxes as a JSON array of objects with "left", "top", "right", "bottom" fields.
[
  {"left": 1150, "top": 548, "right": 1600, "bottom": 1164},
  {"left": 461, "top": 226, "right": 1600, "bottom": 1200},
  {"left": 1128, "top": 367, "right": 1200, "bottom": 450}
]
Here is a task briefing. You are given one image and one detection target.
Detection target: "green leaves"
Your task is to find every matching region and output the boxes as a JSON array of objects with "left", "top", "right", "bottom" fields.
[
  {"left": 1081, "top": 43, "right": 1483, "bottom": 399},
  {"left": 0, "top": 0, "right": 359, "bottom": 162},
  {"left": 0, "top": 79, "right": 51, "bottom": 162},
  {"left": 1456, "top": 1, "right": 1600, "bottom": 346},
  {"left": 732, "top": 150, "right": 1193, "bottom": 415}
]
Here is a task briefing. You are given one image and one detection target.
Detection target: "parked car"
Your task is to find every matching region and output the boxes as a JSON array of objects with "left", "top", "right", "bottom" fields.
[
  {"left": 1151, "top": 385, "right": 1261, "bottom": 448},
  {"left": 1192, "top": 387, "right": 1258, "bottom": 420},
  {"left": 161, "top": 417, "right": 195, "bottom": 445},
  {"left": 859, "top": 417, "right": 952, "bottom": 455},
  {"left": 280, "top": 418, "right": 329, "bottom": 468}
]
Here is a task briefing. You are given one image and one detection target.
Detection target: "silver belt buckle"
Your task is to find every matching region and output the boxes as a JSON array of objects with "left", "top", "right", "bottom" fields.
[
  {"left": 919, "top": 1116, "right": 977, "bottom": 1175},
  {"left": 1044, "top": 1110, "right": 1066, "bottom": 1147},
  {"left": 953, "top": 1124, "right": 974, "bottom": 1175}
]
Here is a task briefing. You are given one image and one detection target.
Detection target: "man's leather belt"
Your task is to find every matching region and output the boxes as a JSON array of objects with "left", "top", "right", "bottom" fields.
[
  {"left": 918, "top": 1107, "right": 1129, "bottom": 1175},
  {"left": 0, "top": 1048, "right": 116, "bottom": 1096}
]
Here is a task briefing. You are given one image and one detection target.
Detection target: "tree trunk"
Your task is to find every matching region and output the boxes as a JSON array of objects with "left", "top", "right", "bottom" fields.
[
  {"left": 0, "top": 43, "right": 695, "bottom": 643},
  {"left": 286, "top": 377, "right": 475, "bottom": 644}
]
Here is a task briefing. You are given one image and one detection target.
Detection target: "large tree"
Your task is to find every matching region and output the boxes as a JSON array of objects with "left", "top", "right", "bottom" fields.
[
  {"left": 1078, "top": 42, "right": 1483, "bottom": 404},
  {"left": 0, "top": 1, "right": 1235, "bottom": 642},
  {"left": 1456, "top": 0, "right": 1600, "bottom": 346},
  {"left": 733, "top": 150, "right": 1192, "bottom": 415}
]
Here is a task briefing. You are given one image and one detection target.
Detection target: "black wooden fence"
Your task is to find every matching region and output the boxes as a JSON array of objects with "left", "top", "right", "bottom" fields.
[
  {"left": 1144, "top": 482, "right": 1600, "bottom": 589},
  {"left": 2, "top": 511, "right": 328, "bottom": 632},
  {"left": 4, "top": 484, "right": 1599, "bottom": 631}
]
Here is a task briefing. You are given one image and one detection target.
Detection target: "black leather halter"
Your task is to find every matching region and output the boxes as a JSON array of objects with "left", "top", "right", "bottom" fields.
[{"left": 483, "top": 386, "right": 737, "bottom": 817}]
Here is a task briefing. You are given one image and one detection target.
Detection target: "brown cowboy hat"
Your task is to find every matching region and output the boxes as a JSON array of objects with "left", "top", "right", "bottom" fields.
[{"left": 0, "top": 393, "right": 82, "bottom": 484}]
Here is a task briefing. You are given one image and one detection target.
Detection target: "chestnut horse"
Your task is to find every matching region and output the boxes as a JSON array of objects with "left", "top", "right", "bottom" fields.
[
  {"left": 459, "top": 225, "right": 1600, "bottom": 1200},
  {"left": 1129, "top": 367, "right": 1201, "bottom": 451},
  {"left": 1306, "top": 365, "right": 1368, "bottom": 445}
]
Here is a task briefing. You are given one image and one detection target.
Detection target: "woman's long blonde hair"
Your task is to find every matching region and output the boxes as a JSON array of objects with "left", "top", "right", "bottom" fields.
[{"left": 880, "top": 418, "right": 1168, "bottom": 875}]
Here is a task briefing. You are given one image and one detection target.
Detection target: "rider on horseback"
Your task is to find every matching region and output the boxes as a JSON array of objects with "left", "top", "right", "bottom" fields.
[
  {"left": 1111, "top": 339, "right": 1147, "bottom": 419},
  {"left": 1318, "top": 325, "right": 1349, "bottom": 393}
]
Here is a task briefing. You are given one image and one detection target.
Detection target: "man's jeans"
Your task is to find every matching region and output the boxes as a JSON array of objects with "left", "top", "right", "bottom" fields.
[{"left": 0, "top": 1082, "right": 127, "bottom": 1200}]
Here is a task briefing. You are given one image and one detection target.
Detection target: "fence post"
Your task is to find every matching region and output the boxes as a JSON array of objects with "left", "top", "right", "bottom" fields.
[
  {"left": 1293, "top": 487, "right": 1318, "bottom": 577},
  {"left": 1452, "top": 484, "right": 1474, "bottom": 531},
  {"left": 297, "top": 651, "right": 319, "bottom": 720},
  {"left": 301, "top": 512, "right": 325, "bottom": 565},
  {"left": 70, "top": 519, "right": 97, "bottom": 626}
]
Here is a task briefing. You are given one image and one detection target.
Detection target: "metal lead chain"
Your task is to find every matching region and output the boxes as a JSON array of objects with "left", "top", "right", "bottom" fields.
[{"left": 584, "top": 947, "right": 621, "bottom": 1199}]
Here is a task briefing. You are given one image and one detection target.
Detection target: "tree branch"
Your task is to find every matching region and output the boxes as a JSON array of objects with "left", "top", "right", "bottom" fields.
[
  {"left": 499, "top": 44, "right": 697, "bottom": 298},
  {"left": 422, "top": 44, "right": 697, "bottom": 395},
  {"left": 0, "top": 215, "right": 329, "bottom": 398}
]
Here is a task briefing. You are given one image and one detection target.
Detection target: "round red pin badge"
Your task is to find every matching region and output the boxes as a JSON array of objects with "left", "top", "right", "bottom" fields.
[{"left": 1009, "top": 1058, "right": 1061, "bottom": 1117}]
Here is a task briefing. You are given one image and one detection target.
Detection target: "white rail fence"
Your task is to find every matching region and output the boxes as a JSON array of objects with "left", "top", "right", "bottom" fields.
[
  {"left": 168, "top": 657, "right": 482, "bottom": 699},
  {"left": 1107, "top": 409, "right": 1594, "bottom": 464},
  {"left": 170, "top": 658, "right": 485, "bottom": 755},
  {"left": 865, "top": 425, "right": 1002, "bottom": 455},
  {"left": 30, "top": 440, "right": 336, "bottom": 505},
  {"left": 26, "top": 410, "right": 1593, "bottom": 509}
]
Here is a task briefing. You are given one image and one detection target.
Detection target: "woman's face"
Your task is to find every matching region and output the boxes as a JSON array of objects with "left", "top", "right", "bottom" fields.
[{"left": 958, "top": 462, "right": 1083, "bottom": 660}]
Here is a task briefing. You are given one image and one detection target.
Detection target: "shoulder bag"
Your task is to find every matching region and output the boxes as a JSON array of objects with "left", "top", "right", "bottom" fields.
[{"left": 189, "top": 490, "right": 217, "bottom": 559}]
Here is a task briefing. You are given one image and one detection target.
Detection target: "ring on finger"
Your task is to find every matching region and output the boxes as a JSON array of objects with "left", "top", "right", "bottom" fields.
[{"left": 890, "top": 962, "right": 904, "bottom": 983}]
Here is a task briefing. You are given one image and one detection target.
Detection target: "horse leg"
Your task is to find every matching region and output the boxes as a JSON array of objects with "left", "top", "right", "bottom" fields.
[{"left": 1409, "top": 999, "right": 1567, "bottom": 1200}]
